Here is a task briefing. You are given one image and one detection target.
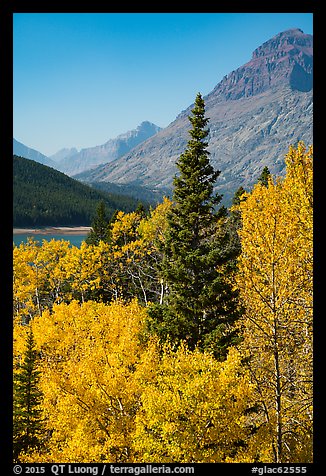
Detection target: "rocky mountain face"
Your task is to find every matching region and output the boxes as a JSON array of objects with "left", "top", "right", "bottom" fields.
[
  {"left": 56, "top": 121, "right": 161, "bottom": 176},
  {"left": 211, "top": 28, "right": 312, "bottom": 100},
  {"left": 77, "top": 29, "right": 313, "bottom": 205},
  {"left": 13, "top": 138, "right": 56, "bottom": 168},
  {"left": 49, "top": 147, "right": 79, "bottom": 163}
]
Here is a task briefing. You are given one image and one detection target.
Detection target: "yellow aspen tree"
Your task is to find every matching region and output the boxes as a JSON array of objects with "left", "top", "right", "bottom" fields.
[
  {"left": 137, "top": 197, "right": 172, "bottom": 245},
  {"left": 91, "top": 239, "right": 123, "bottom": 301},
  {"left": 13, "top": 239, "right": 40, "bottom": 321},
  {"left": 13, "top": 238, "right": 70, "bottom": 321},
  {"left": 108, "top": 201, "right": 172, "bottom": 304},
  {"left": 110, "top": 210, "right": 142, "bottom": 248},
  {"left": 18, "top": 300, "right": 155, "bottom": 463},
  {"left": 134, "top": 345, "right": 255, "bottom": 463},
  {"left": 60, "top": 241, "right": 105, "bottom": 302},
  {"left": 137, "top": 197, "right": 172, "bottom": 304},
  {"left": 33, "top": 239, "right": 71, "bottom": 305},
  {"left": 236, "top": 142, "right": 313, "bottom": 463},
  {"left": 14, "top": 299, "right": 257, "bottom": 464}
]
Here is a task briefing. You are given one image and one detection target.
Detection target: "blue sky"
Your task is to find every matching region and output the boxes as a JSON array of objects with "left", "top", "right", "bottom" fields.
[{"left": 13, "top": 13, "right": 313, "bottom": 156}]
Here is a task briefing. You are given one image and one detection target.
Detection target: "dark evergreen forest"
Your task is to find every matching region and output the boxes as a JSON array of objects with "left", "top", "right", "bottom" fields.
[{"left": 13, "top": 155, "right": 142, "bottom": 226}]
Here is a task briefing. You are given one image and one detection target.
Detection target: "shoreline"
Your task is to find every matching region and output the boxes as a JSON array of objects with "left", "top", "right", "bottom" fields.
[{"left": 13, "top": 226, "right": 92, "bottom": 236}]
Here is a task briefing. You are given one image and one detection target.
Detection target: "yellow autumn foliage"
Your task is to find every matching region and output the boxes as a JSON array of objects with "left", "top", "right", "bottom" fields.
[
  {"left": 13, "top": 238, "right": 71, "bottom": 320},
  {"left": 236, "top": 142, "right": 313, "bottom": 463},
  {"left": 13, "top": 144, "right": 313, "bottom": 464},
  {"left": 15, "top": 300, "right": 152, "bottom": 462},
  {"left": 14, "top": 299, "right": 259, "bottom": 463},
  {"left": 134, "top": 345, "right": 256, "bottom": 463}
]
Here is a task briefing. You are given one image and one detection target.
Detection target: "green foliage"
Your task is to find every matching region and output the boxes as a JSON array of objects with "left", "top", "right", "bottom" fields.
[
  {"left": 85, "top": 200, "right": 111, "bottom": 245},
  {"left": 13, "top": 155, "right": 140, "bottom": 226},
  {"left": 148, "top": 93, "right": 242, "bottom": 357},
  {"left": 257, "top": 166, "right": 271, "bottom": 187},
  {"left": 90, "top": 181, "right": 168, "bottom": 206},
  {"left": 232, "top": 186, "right": 246, "bottom": 206},
  {"left": 13, "top": 328, "right": 44, "bottom": 461}
]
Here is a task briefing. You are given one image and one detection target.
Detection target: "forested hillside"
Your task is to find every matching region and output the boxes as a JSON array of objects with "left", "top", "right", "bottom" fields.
[
  {"left": 13, "top": 96, "right": 313, "bottom": 464},
  {"left": 13, "top": 155, "right": 142, "bottom": 226},
  {"left": 88, "top": 180, "right": 168, "bottom": 206}
]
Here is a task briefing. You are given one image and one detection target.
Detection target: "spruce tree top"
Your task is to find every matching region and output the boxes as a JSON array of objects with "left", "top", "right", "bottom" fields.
[
  {"left": 258, "top": 166, "right": 271, "bottom": 187},
  {"left": 163, "top": 91, "right": 223, "bottom": 290},
  {"left": 172, "top": 93, "right": 221, "bottom": 224},
  {"left": 153, "top": 92, "right": 240, "bottom": 354},
  {"left": 86, "top": 200, "right": 110, "bottom": 245}
]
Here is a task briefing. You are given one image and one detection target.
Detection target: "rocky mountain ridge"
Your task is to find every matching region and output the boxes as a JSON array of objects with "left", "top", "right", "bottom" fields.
[
  {"left": 13, "top": 138, "right": 56, "bottom": 168},
  {"left": 55, "top": 121, "right": 161, "bottom": 176},
  {"left": 76, "top": 29, "right": 313, "bottom": 204},
  {"left": 49, "top": 147, "right": 79, "bottom": 163},
  {"left": 13, "top": 121, "right": 161, "bottom": 178},
  {"left": 210, "top": 28, "right": 312, "bottom": 101}
]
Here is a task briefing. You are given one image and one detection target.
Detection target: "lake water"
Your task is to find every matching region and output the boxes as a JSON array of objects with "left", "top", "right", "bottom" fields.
[{"left": 13, "top": 233, "right": 88, "bottom": 248}]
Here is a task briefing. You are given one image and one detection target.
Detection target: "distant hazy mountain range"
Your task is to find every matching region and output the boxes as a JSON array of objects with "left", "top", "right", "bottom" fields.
[
  {"left": 13, "top": 121, "right": 161, "bottom": 177},
  {"left": 13, "top": 138, "right": 57, "bottom": 168},
  {"left": 14, "top": 28, "right": 313, "bottom": 206},
  {"left": 49, "top": 147, "right": 79, "bottom": 163}
]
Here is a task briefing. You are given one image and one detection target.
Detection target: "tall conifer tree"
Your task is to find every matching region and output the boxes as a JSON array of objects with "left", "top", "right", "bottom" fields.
[
  {"left": 86, "top": 200, "right": 110, "bottom": 245},
  {"left": 148, "top": 93, "right": 240, "bottom": 357},
  {"left": 258, "top": 166, "right": 271, "bottom": 187},
  {"left": 13, "top": 328, "right": 44, "bottom": 461}
]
